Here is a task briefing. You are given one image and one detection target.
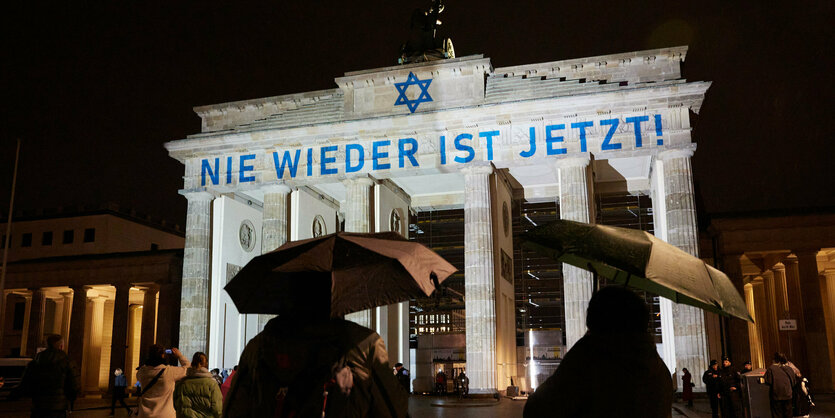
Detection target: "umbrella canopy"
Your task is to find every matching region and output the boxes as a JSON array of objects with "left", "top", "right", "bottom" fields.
[
  {"left": 522, "top": 219, "right": 753, "bottom": 322},
  {"left": 224, "top": 231, "right": 457, "bottom": 317}
]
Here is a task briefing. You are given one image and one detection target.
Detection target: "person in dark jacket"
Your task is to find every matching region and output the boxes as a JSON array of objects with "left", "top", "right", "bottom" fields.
[
  {"left": 681, "top": 368, "right": 694, "bottom": 407},
  {"left": 20, "top": 334, "right": 80, "bottom": 418},
  {"left": 703, "top": 360, "right": 722, "bottom": 418},
  {"left": 110, "top": 368, "right": 132, "bottom": 416},
  {"left": 523, "top": 286, "right": 672, "bottom": 418},
  {"left": 718, "top": 356, "right": 741, "bottom": 418},
  {"left": 394, "top": 363, "right": 410, "bottom": 394},
  {"left": 223, "top": 273, "right": 408, "bottom": 418},
  {"left": 765, "top": 352, "right": 796, "bottom": 418}
]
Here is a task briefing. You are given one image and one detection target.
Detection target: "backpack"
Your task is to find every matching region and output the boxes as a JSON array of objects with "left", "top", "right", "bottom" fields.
[{"left": 270, "top": 339, "right": 353, "bottom": 418}]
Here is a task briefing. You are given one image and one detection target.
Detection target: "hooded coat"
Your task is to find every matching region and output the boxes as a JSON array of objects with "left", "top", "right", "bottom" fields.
[
  {"left": 173, "top": 367, "right": 223, "bottom": 418},
  {"left": 223, "top": 317, "right": 408, "bottom": 418},
  {"left": 523, "top": 332, "right": 672, "bottom": 418}
]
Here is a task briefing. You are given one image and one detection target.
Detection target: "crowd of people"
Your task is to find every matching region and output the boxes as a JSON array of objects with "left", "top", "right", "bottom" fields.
[
  {"left": 10, "top": 287, "right": 817, "bottom": 418},
  {"left": 701, "top": 352, "right": 814, "bottom": 418}
]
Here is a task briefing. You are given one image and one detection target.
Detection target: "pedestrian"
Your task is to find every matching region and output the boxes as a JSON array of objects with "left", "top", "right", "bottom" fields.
[
  {"left": 219, "top": 366, "right": 236, "bottom": 401},
  {"left": 742, "top": 361, "right": 753, "bottom": 373},
  {"left": 764, "top": 352, "right": 796, "bottom": 418},
  {"left": 395, "top": 363, "right": 411, "bottom": 394},
  {"left": 718, "top": 356, "right": 741, "bottom": 418},
  {"left": 19, "top": 334, "right": 80, "bottom": 418},
  {"left": 135, "top": 345, "right": 191, "bottom": 417},
  {"left": 173, "top": 352, "right": 223, "bottom": 417},
  {"left": 703, "top": 360, "right": 722, "bottom": 418},
  {"left": 222, "top": 276, "right": 407, "bottom": 417},
  {"left": 523, "top": 286, "right": 672, "bottom": 418},
  {"left": 435, "top": 370, "right": 447, "bottom": 395},
  {"left": 785, "top": 360, "right": 813, "bottom": 417},
  {"left": 110, "top": 368, "right": 132, "bottom": 416},
  {"left": 681, "top": 368, "right": 694, "bottom": 407},
  {"left": 457, "top": 372, "right": 469, "bottom": 398},
  {"left": 209, "top": 369, "right": 223, "bottom": 387}
]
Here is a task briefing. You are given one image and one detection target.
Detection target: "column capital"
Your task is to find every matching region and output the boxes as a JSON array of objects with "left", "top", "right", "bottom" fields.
[
  {"left": 823, "top": 268, "right": 835, "bottom": 279},
  {"left": 112, "top": 282, "right": 132, "bottom": 292},
  {"left": 260, "top": 183, "right": 293, "bottom": 195},
  {"left": 554, "top": 155, "right": 590, "bottom": 169},
  {"left": 342, "top": 175, "right": 376, "bottom": 187},
  {"left": 461, "top": 163, "right": 494, "bottom": 176},
  {"left": 181, "top": 190, "right": 214, "bottom": 202},
  {"left": 657, "top": 144, "right": 697, "bottom": 161},
  {"left": 792, "top": 248, "right": 821, "bottom": 258},
  {"left": 771, "top": 262, "right": 786, "bottom": 272}
]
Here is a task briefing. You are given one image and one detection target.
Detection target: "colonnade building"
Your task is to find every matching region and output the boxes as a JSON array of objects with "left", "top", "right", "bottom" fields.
[
  {"left": 0, "top": 206, "right": 184, "bottom": 394},
  {"left": 165, "top": 46, "right": 713, "bottom": 394}
]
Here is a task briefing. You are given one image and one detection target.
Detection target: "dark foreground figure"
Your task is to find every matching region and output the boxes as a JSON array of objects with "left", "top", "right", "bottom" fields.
[
  {"left": 524, "top": 286, "right": 672, "bottom": 418},
  {"left": 20, "top": 334, "right": 81, "bottom": 418},
  {"left": 223, "top": 275, "right": 408, "bottom": 418}
]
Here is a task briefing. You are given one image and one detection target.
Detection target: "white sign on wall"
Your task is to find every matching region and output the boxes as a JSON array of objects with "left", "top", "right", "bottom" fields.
[{"left": 778, "top": 319, "right": 797, "bottom": 331}]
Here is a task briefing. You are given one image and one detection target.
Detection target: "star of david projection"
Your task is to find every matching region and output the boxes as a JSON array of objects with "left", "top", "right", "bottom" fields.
[{"left": 394, "top": 72, "right": 433, "bottom": 113}]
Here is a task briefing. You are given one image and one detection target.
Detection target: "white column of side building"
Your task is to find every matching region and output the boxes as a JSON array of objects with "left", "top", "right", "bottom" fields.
[
  {"left": 258, "top": 184, "right": 292, "bottom": 331},
  {"left": 556, "top": 156, "right": 594, "bottom": 350},
  {"left": 178, "top": 191, "right": 213, "bottom": 357},
  {"left": 343, "top": 177, "right": 376, "bottom": 329},
  {"left": 652, "top": 147, "right": 709, "bottom": 390},
  {"left": 463, "top": 165, "right": 498, "bottom": 393}
]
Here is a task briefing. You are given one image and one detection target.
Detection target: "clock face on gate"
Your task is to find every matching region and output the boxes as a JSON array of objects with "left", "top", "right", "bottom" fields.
[
  {"left": 312, "top": 215, "right": 326, "bottom": 237},
  {"left": 239, "top": 220, "right": 256, "bottom": 252},
  {"left": 390, "top": 209, "right": 402, "bottom": 234}
]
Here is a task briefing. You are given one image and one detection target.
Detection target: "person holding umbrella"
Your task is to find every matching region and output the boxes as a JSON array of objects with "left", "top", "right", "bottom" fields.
[
  {"left": 221, "top": 232, "right": 455, "bottom": 417},
  {"left": 222, "top": 272, "right": 408, "bottom": 417}
]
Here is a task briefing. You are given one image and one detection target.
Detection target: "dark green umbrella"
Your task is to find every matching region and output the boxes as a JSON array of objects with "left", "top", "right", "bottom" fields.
[{"left": 522, "top": 219, "right": 753, "bottom": 322}]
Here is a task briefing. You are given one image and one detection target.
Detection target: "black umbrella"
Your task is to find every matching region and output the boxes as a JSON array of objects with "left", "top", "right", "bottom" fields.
[
  {"left": 522, "top": 219, "right": 752, "bottom": 322},
  {"left": 224, "top": 231, "right": 457, "bottom": 317}
]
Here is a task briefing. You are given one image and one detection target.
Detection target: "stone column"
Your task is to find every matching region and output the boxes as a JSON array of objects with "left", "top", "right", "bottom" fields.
[
  {"left": 140, "top": 285, "right": 159, "bottom": 355},
  {"left": 259, "top": 184, "right": 291, "bottom": 331},
  {"left": 179, "top": 191, "right": 213, "bottom": 358},
  {"left": 25, "top": 290, "right": 46, "bottom": 356},
  {"left": 655, "top": 148, "right": 709, "bottom": 390},
  {"left": 556, "top": 156, "right": 594, "bottom": 350},
  {"left": 752, "top": 279, "right": 774, "bottom": 364},
  {"left": 723, "top": 254, "right": 751, "bottom": 368},
  {"left": 795, "top": 250, "right": 834, "bottom": 390},
  {"left": 782, "top": 256, "right": 809, "bottom": 374},
  {"left": 50, "top": 296, "right": 64, "bottom": 335},
  {"left": 85, "top": 296, "right": 106, "bottom": 392},
  {"left": 18, "top": 293, "right": 32, "bottom": 356},
  {"left": 60, "top": 292, "right": 73, "bottom": 342},
  {"left": 463, "top": 165, "right": 497, "bottom": 394},
  {"left": 68, "top": 286, "right": 88, "bottom": 367},
  {"left": 743, "top": 283, "right": 763, "bottom": 367},
  {"left": 820, "top": 268, "right": 835, "bottom": 390},
  {"left": 108, "top": 283, "right": 131, "bottom": 394},
  {"left": 771, "top": 264, "right": 792, "bottom": 354},
  {"left": 761, "top": 270, "right": 780, "bottom": 353},
  {"left": 126, "top": 304, "right": 142, "bottom": 386},
  {"left": 343, "top": 177, "right": 375, "bottom": 329}
]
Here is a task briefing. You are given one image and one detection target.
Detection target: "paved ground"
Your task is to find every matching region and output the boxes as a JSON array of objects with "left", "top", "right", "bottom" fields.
[
  {"left": 0, "top": 393, "right": 831, "bottom": 417},
  {"left": 672, "top": 394, "right": 835, "bottom": 418}
]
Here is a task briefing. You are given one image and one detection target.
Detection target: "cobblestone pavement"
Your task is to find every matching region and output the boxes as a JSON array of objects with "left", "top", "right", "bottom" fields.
[{"left": 2, "top": 394, "right": 832, "bottom": 417}]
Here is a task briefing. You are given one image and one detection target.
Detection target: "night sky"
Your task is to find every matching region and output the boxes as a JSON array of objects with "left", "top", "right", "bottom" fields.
[{"left": 2, "top": 1, "right": 833, "bottom": 228}]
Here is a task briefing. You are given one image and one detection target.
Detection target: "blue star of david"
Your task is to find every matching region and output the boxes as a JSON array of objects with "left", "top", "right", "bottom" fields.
[{"left": 394, "top": 72, "right": 433, "bottom": 113}]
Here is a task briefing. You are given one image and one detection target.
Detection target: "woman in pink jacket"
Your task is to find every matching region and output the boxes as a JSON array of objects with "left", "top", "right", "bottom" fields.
[{"left": 136, "top": 345, "right": 190, "bottom": 417}]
